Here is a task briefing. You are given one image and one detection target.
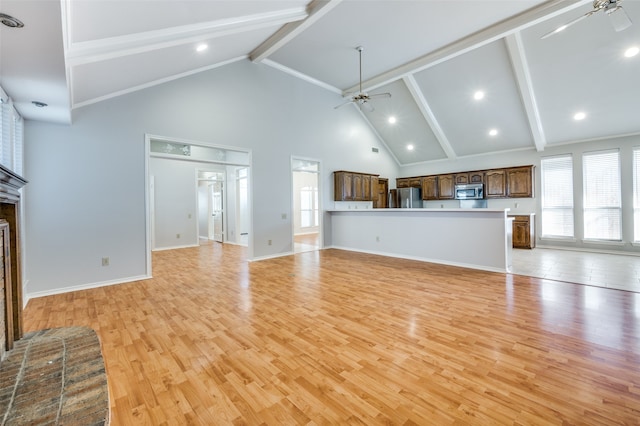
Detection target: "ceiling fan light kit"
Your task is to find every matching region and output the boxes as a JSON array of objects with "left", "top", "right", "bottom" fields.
[
  {"left": 334, "top": 46, "right": 391, "bottom": 112},
  {"left": 541, "top": 0, "right": 632, "bottom": 39}
]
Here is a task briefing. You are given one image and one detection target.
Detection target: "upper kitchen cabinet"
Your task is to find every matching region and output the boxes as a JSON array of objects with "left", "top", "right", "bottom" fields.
[
  {"left": 454, "top": 171, "right": 484, "bottom": 185},
  {"left": 422, "top": 176, "right": 438, "bottom": 200},
  {"left": 334, "top": 171, "right": 379, "bottom": 202},
  {"left": 485, "top": 169, "right": 507, "bottom": 198},
  {"left": 507, "top": 166, "right": 534, "bottom": 198},
  {"left": 334, "top": 171, "right": 354, "bottom": 201},
  {"left": 397, "top": 177, "right": 422, "bottom": 188},
  {"left": 469, "top": 172, "right": 484, "bottom": 184},
  {"left": 454, "top": 173, "right": 469, "bottom": 184},
  {"left": 437, "top": 174, "right": 455, "bottom": 199}
]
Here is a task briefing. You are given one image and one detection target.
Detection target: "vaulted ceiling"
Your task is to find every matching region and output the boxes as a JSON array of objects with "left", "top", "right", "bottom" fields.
[{"left": 1, "top": 0, "right": 639, "bottom": 165}]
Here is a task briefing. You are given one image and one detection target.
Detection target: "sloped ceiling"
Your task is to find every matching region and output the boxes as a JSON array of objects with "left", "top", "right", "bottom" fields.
[{"left": 1, "top": 0, "right": 639, "bottom": 165}]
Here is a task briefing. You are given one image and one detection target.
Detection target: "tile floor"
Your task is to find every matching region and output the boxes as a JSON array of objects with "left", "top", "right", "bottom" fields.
[{"left": 511, "top": 247, "right": 640, "bottom": 293}]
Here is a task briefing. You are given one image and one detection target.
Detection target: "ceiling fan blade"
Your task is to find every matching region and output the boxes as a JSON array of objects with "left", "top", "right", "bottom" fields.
[
  {"left": 607, "top": 6, "right": 632, "bottom": 31},
  {"left": 334, "top": 99, "right": 353, "bottom": 109},
  {"left": 368, "top": 92, "right": 392, "bottom": 100},
  {"left": 540, "top": 10, "right": 595, "bottom": 39}
]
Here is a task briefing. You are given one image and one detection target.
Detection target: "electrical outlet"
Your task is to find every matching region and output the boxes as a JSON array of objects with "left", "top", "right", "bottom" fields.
[
  {"left": 376, "top": 236, "right": 380, "bottom": 242},
  {"left": 176, "top": 233, "right": 180, "bottom": 239},
  {"left": 101, "top": 257, "right": 109, "bottom": 267},
  {"left": 281, "top": 213, "right": 287, "bottom": 220},
  {"left": 268, "top": 239, "right": 272, "bottom": 246},
  {"left": 188, "top": 213, "right": 192, "bottom": 219}
]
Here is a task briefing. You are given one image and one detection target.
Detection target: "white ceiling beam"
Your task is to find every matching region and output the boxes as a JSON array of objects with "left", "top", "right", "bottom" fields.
[
  {"left": 250, "top": 0, "right": 344, "bottom": 63},
  {"left": 261, "top": 59, "right": 342, "bottom": 94},
  {"left": 403, "top": 75, "right": 456, "bottom": 160},
  {"left": 65, "top": 8, "right": 308, "bottom": 66},
  {"left": 347, "top": 0, "right": 591, "bottom": 94},
  {"left": 505, "top": 33, "right": 546, "bottom": 152}
]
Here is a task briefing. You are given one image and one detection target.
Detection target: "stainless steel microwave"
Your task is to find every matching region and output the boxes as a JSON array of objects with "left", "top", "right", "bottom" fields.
[{"left": 454, "top": 183, "right": 484, "bottom": 200}]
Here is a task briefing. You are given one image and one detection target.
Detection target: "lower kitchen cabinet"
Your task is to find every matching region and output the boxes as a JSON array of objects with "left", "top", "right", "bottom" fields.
[{"left": 510, "top": 214, "right": 535, "bottom": 249}]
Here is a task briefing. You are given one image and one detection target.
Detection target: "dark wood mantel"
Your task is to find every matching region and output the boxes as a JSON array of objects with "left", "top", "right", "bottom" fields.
[{"left": 0, "top": 164, "right": 27, "bottom": 354}]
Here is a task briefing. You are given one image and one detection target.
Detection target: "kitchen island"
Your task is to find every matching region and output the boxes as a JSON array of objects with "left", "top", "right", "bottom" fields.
[{"left": 325, "top": 208, "right": 513, "bottom": 272}]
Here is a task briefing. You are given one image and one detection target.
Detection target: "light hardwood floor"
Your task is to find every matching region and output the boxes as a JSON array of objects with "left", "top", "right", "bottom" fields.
[{"left": 23, "top": 245, "right": 640, "bottom": 425}]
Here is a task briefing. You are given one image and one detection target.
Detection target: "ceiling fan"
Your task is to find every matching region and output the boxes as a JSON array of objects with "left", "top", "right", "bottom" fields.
[
  {"left": 335, "top": 46, "right": 390, "bottom": 112},
  {"left": 541, "top": 0, "right": 632, "bottom": 39}
]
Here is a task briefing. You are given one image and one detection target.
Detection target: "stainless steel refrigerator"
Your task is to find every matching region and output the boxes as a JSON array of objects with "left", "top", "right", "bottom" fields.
[{"left": 395, "top": 187, "right": 422, "bottom": 208}]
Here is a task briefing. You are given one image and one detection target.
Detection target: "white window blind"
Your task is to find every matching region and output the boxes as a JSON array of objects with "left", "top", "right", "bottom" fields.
[
  {"left": 583, "top": 149, "right": 621, "bottom": 240},
  {"left": 634, "top": 148, "right": 640, "bottom": 242},
  {"left": 12, "top": 109, "right": 23, "bottom": 176},
  {"left": 0, "top": 92, "right": 24, "bottom": 176},
  {"left": 0, "top": 101, "right": 11, "bottom": 169},
  {"left": 541, "top": 155, "right": 574, "bottom": 237}
]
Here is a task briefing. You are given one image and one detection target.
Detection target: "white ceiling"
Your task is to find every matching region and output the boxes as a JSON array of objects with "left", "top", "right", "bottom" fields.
[{"left": 1, "top": 0, "right": 639, "bottom": 165}]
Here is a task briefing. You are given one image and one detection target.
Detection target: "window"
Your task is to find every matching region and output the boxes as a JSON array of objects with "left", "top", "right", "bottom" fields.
[
  {"left": 634, "top": 148, "right": 640, "bottom": 242},
  {"left": 583, "top": 149, "right": 621, "bottom": 241},
  {"left": 0, "top": 89, "right": 24, "bottom": 175},
  {"left": 541, "top": 155, "right": 574, "bottom": 237}
]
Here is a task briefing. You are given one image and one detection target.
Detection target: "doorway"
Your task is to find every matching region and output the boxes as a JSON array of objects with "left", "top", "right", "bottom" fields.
[
  {"left": 145, "top": 135, "right": 253, "bottom": 274},
  {"left": 291, "top": 157, "right": 322, "bottom": 253},
  {"left": 197, "top": 170, "right": 225, "bottom": 244}
]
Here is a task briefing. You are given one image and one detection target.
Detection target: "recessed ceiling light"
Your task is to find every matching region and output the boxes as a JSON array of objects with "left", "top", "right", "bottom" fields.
[
  {"left": 573, "top": 111, "right": 586, "bottom": 121},
  {"left": 196, "top": 43, "right": 208, "bottom": 52},
  {"left": 388, "top": 116, "right": 397, "bottom": 124},
  {"left": 407, "top": 144, "right": 414, "bottom": 151},
  {"left": 473, "top": 90, "right": 485, "bottom": 101},
  {"left": 624, "top": 46, "right": 639, "bottom": 58},
  {"left": 488, "top": 128, "right": 498, "bottom": 136}
]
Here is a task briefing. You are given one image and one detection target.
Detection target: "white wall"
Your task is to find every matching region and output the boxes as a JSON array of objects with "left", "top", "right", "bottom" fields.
[{"left": 23, "top": 59, "right": 399, "bottom": 295}]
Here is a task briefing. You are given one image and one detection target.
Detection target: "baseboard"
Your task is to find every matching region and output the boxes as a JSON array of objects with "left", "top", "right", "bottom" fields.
[
  {"left": 152, "top": 243, "right": 199, "bottom": 252},
  {"left": 223, "top": 241, "right": 248, "bottom": 247},
  {"left": 249, "top": 250, "right": 295, "bottom": 262},
  {"left": 22, "top": 279, "right": 29, "bottom": 309},
  {"left": 24, "top": 274, "right": 153, "bottom": 304}
]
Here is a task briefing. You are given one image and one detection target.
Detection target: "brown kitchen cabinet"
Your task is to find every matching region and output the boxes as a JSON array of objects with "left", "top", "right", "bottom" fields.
[
  {"left": 469, "top": 171, "right": 484, "bottom": 184},
  {"left": 373, "top": 178, "right": 388, "bottom": 208},
  {"left": 397, "top": 177, "right": 421, "bottom": 188},
  {"left": 485, "top": 169, "right": 507, "bottom": 198},
  {"left": 397, "top": 164, "right": 533, "bottom": 200},
  {"left": 437, "top": 174, "right": 455, "bottom": 199},
  {"left": 334, "top": 171, "right": 378, "bottom": 202},
  {"left": 454, "top": 173, "right": 469, "bottom": 184},
  {"left": 396, "top": 178, "right": 410, "bottom": 188},
  {"left": 510, "top": 214, "right": 535, "bottom": 249},
  {"left": 421, "top": 176, "right": 438, "bottom": 200},
  {"left": 507, "top": 166, "right": 534, "bottom": 198}
]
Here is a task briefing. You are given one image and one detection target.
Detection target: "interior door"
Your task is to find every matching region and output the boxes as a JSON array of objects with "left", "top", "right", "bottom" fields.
[{"left": 210, "top": 181, "right": 224, "bottom": 242}]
